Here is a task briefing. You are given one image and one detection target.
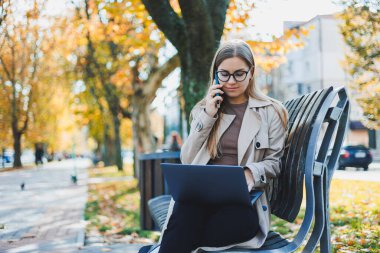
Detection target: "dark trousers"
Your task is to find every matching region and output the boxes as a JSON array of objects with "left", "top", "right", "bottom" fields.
[{"left": 158, "top": 201, "right": 260, "bottom": 253}]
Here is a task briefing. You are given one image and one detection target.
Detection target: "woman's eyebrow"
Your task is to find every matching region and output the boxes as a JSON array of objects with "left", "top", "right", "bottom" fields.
[{"left": 218, "top": 68, "right": 246, "bottom": 72}]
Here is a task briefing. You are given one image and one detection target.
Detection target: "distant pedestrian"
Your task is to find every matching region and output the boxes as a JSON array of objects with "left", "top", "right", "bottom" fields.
[
  {"left": 35, "top": 143, "right": 44, "bottom": 166},
  {"left": 169, "top": 131, "right": 182, "bottom": 151}
]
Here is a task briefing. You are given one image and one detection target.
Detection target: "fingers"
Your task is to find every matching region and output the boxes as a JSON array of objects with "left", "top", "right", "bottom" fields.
[
  {"left": 209, "top": 84, "right": 223, "bottom": 92},
  {"left": 205, "top": 83, "right": 224, "bottom": 117},
  {"left": 209, "top": 89, "right": 224, "bottom": 97},
  {"left": 211, "top": 95, "right": 223, "bottom": 104}
]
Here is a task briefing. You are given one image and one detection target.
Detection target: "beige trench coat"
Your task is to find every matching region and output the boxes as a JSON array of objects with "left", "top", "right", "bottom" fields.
[{"left": 157, "top": 97, "right": 287, "bottom": 252}]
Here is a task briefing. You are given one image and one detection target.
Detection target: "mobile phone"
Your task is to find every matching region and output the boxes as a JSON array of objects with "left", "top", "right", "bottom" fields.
[{"left": 214, "top": 72, "right": 221, "bottom": 108}]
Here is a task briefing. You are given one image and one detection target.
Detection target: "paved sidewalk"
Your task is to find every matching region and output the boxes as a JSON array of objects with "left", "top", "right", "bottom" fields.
[
  {"left": 333, "top": 162, "right": 380, "bottom": 182},
  {"left": 79, "top": 243, "right": 147, "bottom": 253},
  {"left": 0, "top": 159, "right": 91, "bottom": 253}
]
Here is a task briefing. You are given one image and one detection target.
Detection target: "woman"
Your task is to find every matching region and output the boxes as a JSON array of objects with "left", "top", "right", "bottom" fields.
[{"left": 145, "top": 39, "right": 288, "bottom": 253}]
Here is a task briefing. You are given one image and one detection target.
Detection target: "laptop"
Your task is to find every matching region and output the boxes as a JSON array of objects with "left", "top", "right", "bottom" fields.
[{"left": 161, "top": 163, "right": 263, "bottom": 206}]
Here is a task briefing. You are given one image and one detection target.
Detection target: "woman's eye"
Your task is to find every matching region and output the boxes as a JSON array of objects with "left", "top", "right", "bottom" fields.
[
  {"left": 220, "top": 72, "right": 229, "bottom": 77},
  {"left": 234, "top": 71, "right": 245, "bottom": 77}
]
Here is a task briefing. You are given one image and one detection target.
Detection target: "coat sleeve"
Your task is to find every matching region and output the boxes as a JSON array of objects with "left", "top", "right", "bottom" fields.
[
  {"left": 245, "top": 105, "right": 287, "bottom": 188},
  {"left": 180, "top": 107, "right": 218, "bottom": 164}
]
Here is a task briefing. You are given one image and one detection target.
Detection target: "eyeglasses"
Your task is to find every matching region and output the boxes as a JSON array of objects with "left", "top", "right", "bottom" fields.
[{"left": 216, "top": 69, "right": 250, "bottom": 82}]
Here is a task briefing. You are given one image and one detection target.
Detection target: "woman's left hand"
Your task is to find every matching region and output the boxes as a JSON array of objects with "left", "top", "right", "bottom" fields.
[{"left": 244, "top": 168, "right": 255, "bottom": 192}]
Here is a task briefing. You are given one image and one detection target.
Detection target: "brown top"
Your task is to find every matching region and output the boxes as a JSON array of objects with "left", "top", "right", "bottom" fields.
[{"left": 208, "top": 100, "right": 248, "bottom": 166}]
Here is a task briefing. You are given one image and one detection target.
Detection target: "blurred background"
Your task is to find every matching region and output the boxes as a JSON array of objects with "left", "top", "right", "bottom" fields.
[
  {"left": 0, "top": 0, "right": 379, "bottom": 171},
  {"left": 0, "top": 0, "right": 379, "bottom": 252}
]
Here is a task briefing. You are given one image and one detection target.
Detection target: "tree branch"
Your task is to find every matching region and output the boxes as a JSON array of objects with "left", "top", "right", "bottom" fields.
[
  {"left": 141, "top": 0, "right": 186, "bottom": 51},
  {"left": 205, "top": 0, "right": 229, "bottom": 43},
  {"left": 0, "top": 55, "right": 12, "bottom": 81},
  {"left": 144, "top": 54, "right": 180, "bottom": 102},
  {"left": 84, "top": 0, "right": 120, "bottom": 115},
  {"left": 0, "top": 31, "right": 13, "bottom": 82},
  {"left": 119, "top": 105, "right": 132, "bottom": 119},
  {"left": 20, "top": 90, "right": 31, "bottom": 134}
]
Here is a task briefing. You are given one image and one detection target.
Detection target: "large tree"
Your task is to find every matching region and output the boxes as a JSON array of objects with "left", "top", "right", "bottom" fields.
[
  {"left": 338, "top": 0, "right": 380, "bottom": 129},
  {"left": 142, "top": 0, "right": 230, "bottom": 120},
  {"left": 0, "top": 0, "right": 60, "bottom": 167},
  {"left": 72, "top": 0, "right": 180, "bottom": 171}
]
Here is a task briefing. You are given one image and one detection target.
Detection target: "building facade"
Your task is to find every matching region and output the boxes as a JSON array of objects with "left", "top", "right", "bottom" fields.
[{"left": 255, "top": 14, "right": 379, "bottom": 160}]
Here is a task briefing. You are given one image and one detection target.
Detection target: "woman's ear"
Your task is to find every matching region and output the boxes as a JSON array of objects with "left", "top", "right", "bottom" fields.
[{"left": 249, "top": 67, "right": 255, "bottom": 80}]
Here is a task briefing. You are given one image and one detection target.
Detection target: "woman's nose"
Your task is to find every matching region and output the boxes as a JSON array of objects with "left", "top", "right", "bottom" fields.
[{"left": 227, "top": 77, "right": 236, "bottom": 84}]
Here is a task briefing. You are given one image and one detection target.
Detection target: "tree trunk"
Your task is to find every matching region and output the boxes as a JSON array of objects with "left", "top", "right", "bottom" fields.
[
  {"left": 132, "top": 123, "right": 139, "bottom": 178},
  {"left": 131, "top": 95, "right": 155, "bottom": 178},
  {"left": 104, "top": 136, "right": 116, "bottom": 166},
  {"left": 101, "top": 123, "right": 114, "bottom": 166},
  {"left": 112, "top": 114, "right": 123, "bottom": 171},
  {"left": 136, "top": 105, "right": 155, "bottom": 153},
  {"left": 12, "top": 131, "right": 22, "bottom": 167},
  {"left": 180, "top": 51, "right": 214, "bottom": 124},
  {"left": 141, "top": 0, "right": 229, "bottom": 124}
]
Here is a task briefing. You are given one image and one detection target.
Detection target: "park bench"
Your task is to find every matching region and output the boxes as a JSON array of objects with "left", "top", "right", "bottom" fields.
[{"left": 139, "top": 86, "right": 350, "bottom": 252}]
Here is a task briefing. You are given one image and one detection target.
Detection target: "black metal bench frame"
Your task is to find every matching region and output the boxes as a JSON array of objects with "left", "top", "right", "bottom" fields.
[{"left": 139, "top": 86, "right": 350, "bottom": 253}]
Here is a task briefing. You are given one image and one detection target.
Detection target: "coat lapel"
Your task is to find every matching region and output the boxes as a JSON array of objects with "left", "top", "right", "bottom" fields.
[
  {"left": 217, "top": 114, "right": 235, "bottom": 143},
  {"left": 195, "top": 97, "right": 271, "bottom": 165},
  {"left": 238, "top": 107, "right": 261, "bottom": 165},
  {"left": 193, "top": 113, "right": 235, "bottom": 165}
]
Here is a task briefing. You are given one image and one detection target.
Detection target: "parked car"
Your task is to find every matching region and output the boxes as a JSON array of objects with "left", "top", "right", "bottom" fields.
[{"left": 338, "top": 145, "right": 373, "bottom": 171}]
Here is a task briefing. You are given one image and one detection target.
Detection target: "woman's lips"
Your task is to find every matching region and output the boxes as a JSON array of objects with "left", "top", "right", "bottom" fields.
[{"left": 224, "top": 86, "right": 240, "bottom": 90}]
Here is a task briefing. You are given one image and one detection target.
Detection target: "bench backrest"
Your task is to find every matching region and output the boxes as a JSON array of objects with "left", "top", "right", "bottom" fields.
[{"left": 269, "top": 86, "right": 349, "bottom": 222}]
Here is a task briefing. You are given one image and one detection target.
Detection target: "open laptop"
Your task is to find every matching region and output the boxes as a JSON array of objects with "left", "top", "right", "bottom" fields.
[{"left": 161, "top": 163, "right": 262, "bottom": 206}]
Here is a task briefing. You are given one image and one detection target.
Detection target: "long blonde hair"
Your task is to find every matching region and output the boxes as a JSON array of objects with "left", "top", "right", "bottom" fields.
[{"left": 194, "top": 39, "right": 288, "bottom": 159}]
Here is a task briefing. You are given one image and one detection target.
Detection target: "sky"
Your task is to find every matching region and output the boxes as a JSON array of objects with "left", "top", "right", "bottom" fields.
[
  {"left": 250, "top": 0, "right": 344, "bottom": 39},
  {"left": 46, "top": 0, "right": 344, "bottom": 39}
]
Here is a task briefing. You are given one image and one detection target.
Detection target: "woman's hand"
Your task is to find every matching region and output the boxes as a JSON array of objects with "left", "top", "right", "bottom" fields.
[
  {"left": 244, "top": 167, "right": 254, "bottom": 192},
  {"left": 205, "top": 82, "right": 224, "bottom": 117}
]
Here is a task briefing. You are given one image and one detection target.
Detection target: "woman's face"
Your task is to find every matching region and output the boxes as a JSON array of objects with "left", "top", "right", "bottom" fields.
[{"left": 216, "top": 56, "right": 253, "bottom": 104}]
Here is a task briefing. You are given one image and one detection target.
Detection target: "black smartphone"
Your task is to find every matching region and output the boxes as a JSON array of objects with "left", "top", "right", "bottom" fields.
[{"left": 214, "top": 72, "right": 221, "bottom": 108}]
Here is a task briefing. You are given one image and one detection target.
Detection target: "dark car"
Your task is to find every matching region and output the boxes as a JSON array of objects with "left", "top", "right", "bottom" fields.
[{"left": 338, "top": 145, "right": 373, "bottom": 171}]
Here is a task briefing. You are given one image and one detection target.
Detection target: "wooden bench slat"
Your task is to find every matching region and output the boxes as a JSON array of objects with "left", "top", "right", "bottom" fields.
[
  {"left": 271, "top": 91, "right": 316, "bottom": 219},
  {"left": 285, "top": 89, "right": 328, "bottom": 220}
]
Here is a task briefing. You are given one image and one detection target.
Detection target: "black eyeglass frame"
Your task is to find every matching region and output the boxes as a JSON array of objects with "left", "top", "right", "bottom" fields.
[{"left": 215, "top": 69, "right": 251, "bottom": 82}]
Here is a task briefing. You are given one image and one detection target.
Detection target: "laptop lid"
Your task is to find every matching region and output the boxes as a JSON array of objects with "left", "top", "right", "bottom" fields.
[{"left": 161, "top": 163, "right": 251, "bottom": 206}]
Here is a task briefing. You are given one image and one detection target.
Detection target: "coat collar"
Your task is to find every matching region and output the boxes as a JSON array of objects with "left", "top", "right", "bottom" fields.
[
  {"left": 217, "top": 97, "right": 273, "bottom": 165},
  {"left": 248, "top": 97, "right": 273, "bottom": 108},
  {"left": 198, "top": 97, "right": 273, "bottom": 109},
  {"left": 197, "top": 97, "right": 273, "bottom": 165}
]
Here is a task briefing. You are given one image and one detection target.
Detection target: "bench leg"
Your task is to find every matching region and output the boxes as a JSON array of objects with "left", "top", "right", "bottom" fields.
[
  {"left": 303, "top": 171, "right": 325, "bottom": 252},
  {"left": 320, "top": 166, "right": 334, "bottom": 253}
]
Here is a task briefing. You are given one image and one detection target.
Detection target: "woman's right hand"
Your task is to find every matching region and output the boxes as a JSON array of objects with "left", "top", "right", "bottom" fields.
[{"left": 205, "top": 82, "right": 224, "bottom": 117}]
